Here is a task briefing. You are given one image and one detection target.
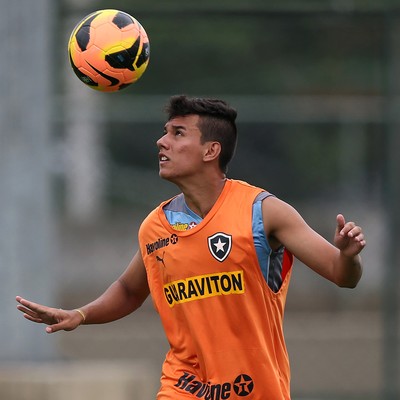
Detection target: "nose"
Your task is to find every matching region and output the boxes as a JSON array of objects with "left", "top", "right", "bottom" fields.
[{"left": 157, "top": 133, "right": 169, "bottom": 149}]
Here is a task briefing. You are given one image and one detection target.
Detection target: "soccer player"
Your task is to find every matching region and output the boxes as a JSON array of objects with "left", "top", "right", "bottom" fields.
[{"left": 16, "top": 95, "right": 366, "bottom": 399}]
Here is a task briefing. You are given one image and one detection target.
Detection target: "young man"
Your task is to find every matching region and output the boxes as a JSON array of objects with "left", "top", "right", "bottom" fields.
[{"left": 16, "top": 95, "right": 366, "bottom": 399}]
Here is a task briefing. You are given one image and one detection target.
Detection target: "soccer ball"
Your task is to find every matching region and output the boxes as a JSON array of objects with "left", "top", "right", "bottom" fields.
[{"left": 68, "top": 9, "right": 150, "bottom": 92}]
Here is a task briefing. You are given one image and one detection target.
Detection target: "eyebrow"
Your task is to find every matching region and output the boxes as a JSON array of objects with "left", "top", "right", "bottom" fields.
[{"left": 164, "top": 123, "right": 187, "bottom": 131}]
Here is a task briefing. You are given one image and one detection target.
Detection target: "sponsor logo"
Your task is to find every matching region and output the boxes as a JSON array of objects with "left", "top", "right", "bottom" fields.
[
  {"left": 171, "top": 221, "right": 198, "bottom": 231},
  {"left": 175, "top": 372, "right": 254, "bottom": 399},
  {"left": 208, "top": 232, "right": 232, "bottom": 262},
  {"left": 164, "top": 270, "right": 244, "bottom": 307},
  {"left": 170, "top": 233, "right": 178, "bottom": 244},
  {"left": 172, "top": 222, "right": 189, "bottom": 231},
  {"left": 233, "top": 374, "right": 254, "bottom": 396},
  {"left": 145, "top": 234, "right": 178, "bottom": 255}
]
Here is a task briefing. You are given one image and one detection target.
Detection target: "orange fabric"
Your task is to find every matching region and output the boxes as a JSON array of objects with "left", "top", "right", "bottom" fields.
[{"left": 139, "top": 179, "right": 293, "bottom": 399}]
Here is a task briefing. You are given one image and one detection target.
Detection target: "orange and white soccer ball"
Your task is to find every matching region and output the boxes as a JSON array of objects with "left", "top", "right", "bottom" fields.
[{"left": 68, "top": 9, "right": 150, "bottom": 92}]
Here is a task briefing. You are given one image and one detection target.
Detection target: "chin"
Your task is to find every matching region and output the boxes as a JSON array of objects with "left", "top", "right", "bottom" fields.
[
  {"left": 160, "top": 172, "right": 182, "bottom": 187},
  {"left": 159, "top": 170, "right": 173, "bottom": 181}
]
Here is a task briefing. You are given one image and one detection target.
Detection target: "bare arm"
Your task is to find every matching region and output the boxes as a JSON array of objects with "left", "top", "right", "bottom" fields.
[
  {"left": 16, "top": 250, "right": 150, "bottom": 333},
  {"left": 263, "top": 197, "right": 365, "bottom": 288}
]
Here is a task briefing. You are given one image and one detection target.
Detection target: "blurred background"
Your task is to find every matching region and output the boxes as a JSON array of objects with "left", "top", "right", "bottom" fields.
[{"left": 1, "top": 0, "right": 399, "bottom": 399}]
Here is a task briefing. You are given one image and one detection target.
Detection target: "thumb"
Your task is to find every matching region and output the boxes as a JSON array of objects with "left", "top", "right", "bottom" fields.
[
  {"left": 336, "top": 214, "right": 345, "bottom": 234},
  {"left": 45, "top": 323, "right": 64, "bottom": 334},
  {"left": 45, "top": 314, "right": 78, "bottom": 334}
]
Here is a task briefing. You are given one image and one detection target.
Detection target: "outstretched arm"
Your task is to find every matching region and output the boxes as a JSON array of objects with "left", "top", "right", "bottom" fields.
[
  {"left": 16, "top": 250, "right": 150, "bottom": 333},
  {"left": 263, "top": 197, "right": 366, "bottom": 288}
]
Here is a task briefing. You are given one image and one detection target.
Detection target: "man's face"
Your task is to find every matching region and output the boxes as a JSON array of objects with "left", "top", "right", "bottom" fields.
[{"left": 157, "top": 114, "right": 207, "bottom": 183}]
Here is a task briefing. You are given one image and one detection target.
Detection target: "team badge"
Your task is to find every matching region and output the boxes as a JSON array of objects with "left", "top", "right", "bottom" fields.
[{"left": 208, "top": 232, "right": 232, "bottom": 262}]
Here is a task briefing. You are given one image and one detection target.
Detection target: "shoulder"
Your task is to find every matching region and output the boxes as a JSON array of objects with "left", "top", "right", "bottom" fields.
[
  {"left": 261, "top": 196, "right": 303, "bottom": 227},
  {"left": 261, "top": 196, "right": 306, "bottom": 247},
  {"left": 139, "top": 196, "right": 176, "bottom": 231},
  {"left": 229, "top": 179, "right": 269, "bottom": 199},
  {"left": 139, "top": 207, "right": 158, "bottom": 234}
]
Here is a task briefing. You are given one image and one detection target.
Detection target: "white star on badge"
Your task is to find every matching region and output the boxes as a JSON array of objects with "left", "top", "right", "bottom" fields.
[{"left": 213, "top": 238, "right": 226, "bottom": 253}]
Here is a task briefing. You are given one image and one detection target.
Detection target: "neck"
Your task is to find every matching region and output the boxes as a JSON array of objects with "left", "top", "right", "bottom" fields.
[{"left": 177, "top": 174, "right": 227, "bottom": 218}]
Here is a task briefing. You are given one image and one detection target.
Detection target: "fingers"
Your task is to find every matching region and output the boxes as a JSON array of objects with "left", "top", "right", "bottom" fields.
[
  {"left": 15, "top": 296, "right": 61, "bottom": 328},
  {"left": 346, "top": 228, "right": 366, "bottom": 249},
  {"left": 338, "top": 219, "right": 365, "bottom": 242},
  {"left": 22, "top": 313, "right": 45, "bottom": 324},
  {"left": 16, "top": 296, "right": 44, "bottom": 314},
  {"left": 17, "top": 305, "right": 44, "bottom": 323},
  {"left": 16, "top": 296, "right": 42, "bottom": 322},
  {"left": 337, "top": 215, "right": 361, "bottom": 237}
]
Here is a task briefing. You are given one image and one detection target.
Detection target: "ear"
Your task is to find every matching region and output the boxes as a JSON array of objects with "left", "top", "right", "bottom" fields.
[{"left": 203, "top": 142, "right": 221, "bottom": 163}]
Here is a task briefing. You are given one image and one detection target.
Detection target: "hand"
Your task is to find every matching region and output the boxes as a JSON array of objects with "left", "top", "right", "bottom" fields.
[
  {"left": 334, "top": 214, "right": 366, "bottom": 258},
  {"left": 16, "top": 296, "right": 84, "bottom": 334}
]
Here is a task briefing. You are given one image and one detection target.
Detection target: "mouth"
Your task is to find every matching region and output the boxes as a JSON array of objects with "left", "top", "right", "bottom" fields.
[{"left": 159, "top": 153, "right": 169, "bottom": 162}]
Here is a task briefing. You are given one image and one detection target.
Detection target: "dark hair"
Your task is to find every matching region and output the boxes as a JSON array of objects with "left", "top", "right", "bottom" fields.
[{"left": 165, "top": 95, "right": 238, "bottom": 173}]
